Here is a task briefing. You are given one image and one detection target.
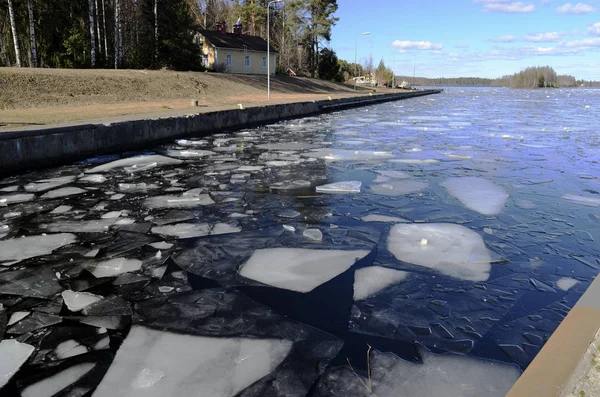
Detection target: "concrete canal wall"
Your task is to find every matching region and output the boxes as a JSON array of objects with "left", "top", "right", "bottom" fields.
[{"left": 0, "top": 90, "right": 440, "bottom": 176}]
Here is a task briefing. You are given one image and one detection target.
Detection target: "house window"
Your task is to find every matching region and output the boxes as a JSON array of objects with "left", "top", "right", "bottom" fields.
[
  {"left": 262, "top": 56, "right": 267, "bottom": 68},
  {"left": 226, "top": 54, "right": 232, "bottom": 67},
  {"left": 244, "top": 55, "right": 251, "bottom": 68}
]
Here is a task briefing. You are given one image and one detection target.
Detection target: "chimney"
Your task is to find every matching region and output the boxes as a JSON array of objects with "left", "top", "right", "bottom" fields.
[
  {"left": 216, "top": 21, "right": 226, "bottom": 34},
  {"left": 233, "top": 18, "right": 242, "bottom": 35}
]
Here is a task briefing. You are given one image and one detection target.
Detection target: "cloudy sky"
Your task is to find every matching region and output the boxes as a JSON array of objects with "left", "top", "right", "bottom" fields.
[{"left": 329, "top": 0, "right": 600, "bottom": 80}]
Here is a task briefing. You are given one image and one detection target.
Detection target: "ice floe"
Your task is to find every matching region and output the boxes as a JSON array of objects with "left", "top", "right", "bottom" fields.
[
  {"left": 40, "top": 219, "right": 132, "bottom": 233},
  {"left": 563, "top": 194, "right": 600, "bottom": 207},
  {"left": 88, "top": 258, "right": 143, "bottom": 278},
  {"left": 86, "top": 155, "right": 182, "bottom": 173},
  {"left": 387, "top": 223, "right": 492, "bottom": 281},
  {"left": 151, "top": 222, "right": 241, "bottom": 239},
  {"left": 0, "top": 193, "right": 35, "bottom": 206},
  {"left": 370, "top": 180, "right": 428, "bottom": 196},
  {"left": 316, "top": 181, "right": 362, "bottom": 193},
  {"left": 40, "top": 187, "right": 87, "bottom": 199},
  {"left": 315, "top": 348, "right": 520, "bottom": 397},
  {"left": 53, "top": 339, "right": 89, "bottom": 359},
  {"left": 557, "top": 277, "right": 579, "bottom": 291},
  {"left": 303, "top": 228, "right": 323, "bottom": 241},
  {"left": 79, "top": 174, "right": 108, "bottom": 183},
  {"left": 361, "top": 214, "right": 410, "bottom": 223},
  {"left": 0, "top": 233, "right": 77, "bottom": 265},
  {"left": 353, "top": 266, "right": 409, "bottom": 301},
  {"left": 93, "top": 325, "right": 292, "bottom": 397},
  {"left": 0, "top": 339, "right": 35, "bottom": 388},
  {"left": 163, "top": 149, "right": 216, "bottom": 158},
  {"left": 239, "top": 248, "right": 370, "bottom": 292},
  {"left": 144, "top": 193, "right": 215, "bottom": 209},
  {"left": 7, "top": 311, "right": 31, "bottom": 326},
  {"left": 303, "top": 149, "right": 392, "bottom": 161},
  {"left": 441, "top": 177, "right": 509, "bottom": 215},
  {"left": 24, "top": 176, "right": 76, "bottom": 192},
  {"left": 21, "top": 362, "right": 95, "bottom": 397},
  {"left": 61, "top": 290, "right": 103, "bottom": 312}
]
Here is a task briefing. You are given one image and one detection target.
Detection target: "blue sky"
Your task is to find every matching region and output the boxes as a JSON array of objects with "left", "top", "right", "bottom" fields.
[{"left": 329, "top": 0, "right": 600, "bottom": 80}]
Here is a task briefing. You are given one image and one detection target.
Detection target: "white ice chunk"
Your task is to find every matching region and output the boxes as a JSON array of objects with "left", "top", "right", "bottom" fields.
[
  {"left": 110, "top": 194, "right": 125, "bottom": 200},
  {"left": 321, "top": 348, "right": 519, "bottom": 397},
  {"left": 316, "top": 181, "right": 361, "bottom": 194},
  {"left": 375, "top": 170, "right": 410, "bottom": 179},
  {"left": 175, "top": 139, "right": 209, "bottom": 147},
  {"left": 21, "top": 362, "right": 95, "bottom": 397},
  {"left": 303, "top": 229, "right": 323, "bottom": 241},
  {"left": 144, "top": 194, "right": 215, "bottom": 209},
  {"left": 118, "top": 183, "right": 158, "bottom": 192},
  {"left": 361, "top": 214, "right": 410, "bottom": 223},
  {"left": 387, "top": 223, "right": 492, "bottom": 281},
  {"left": 92, "top": 326, "right": 292, "bottom": 397},
  {"left": 0, "top": 339, "right": 35, "bottom": 388},
  {"left": 94, "top": 336, "right": 111, "bottom": 350},
  {"left": 24, "top": 176, "right": 76, "bottom": 193},
  {"left": 353, "top": 266, "right": 409, "bottom": 301},
  {"left": 50, "top": 205, "right": 73, "bottom": 214},
  {"left": 164, "top": 149, "right": 216, "bottom": 158},
  {"left": 79, "top": 174, "right": 108, "bottom": 184},
  {"left": 149, "top": 242, "right": 173, "bottom": 250},
  {"left": 557, "top": 277, "right": 579, "bottom": 291},
  {"left": 0, "top": 233, "right": 77, "bottom": 265},
  {"left": 151, "top": 223, "right": 241, "bottom": 239},
  {"left": 7, "top": 311, "right": 31, "bottom": 326},
  {"left": 40, "top": 187, "right": 87, "bottom": 199},
  {"left": 0, "top": 193, "right": 35, "bottom": 206},
  {"left": 62, "top": 290, "right": 103, "bottom": 312},
  {"left": 84, "top": 249, "right": 100, "bottom": 258},
  {"left": 441, "top": 177, "right": 509, "bottom": 215},
  {"left": 86, "top": 155, "right": 182, "bottom": 174},
  {"left": 239, "top": 248, "right": 370, "bottom": 293},
  {"left": 88, "top": 258, "right": 143, "bottom": 278},
  {"left": 40, "top": 219, "right": 128, "bottom": 233},
  {"left": 563, "top": 194, "right": 600, "bottom": 207},
  {"left": 236, "top": 166, "right": 263, "bottom": 172},
  {"left": 53, "top": 340, "right": 89, "bottom": 359},
  {"left": 101, "top": 211, "right": 126, "bottom": 219},
  {"left": 370, "top": 180, "right": 428, "bottom": 196},
  {"left": 303, "top": 149, "right": 392, "bottom": 161}
]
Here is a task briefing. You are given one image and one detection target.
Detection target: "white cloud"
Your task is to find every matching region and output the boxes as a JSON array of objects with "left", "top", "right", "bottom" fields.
[
  {"left": 392, "top": 40, "right": 443, "bottom": 52},
  {"left": 524, "top": 32, "right": 562, "bottom": 42},
  {"left": 492, "top": 35, "right": 516, "bottom": 42},
  {"left": 556, "top": 2, "right": 596, "bottom": 14},
  {"left": 588, "top": 22, "right": 600, "bottom": 36},
  {"left": 564, "top": 37, "right": 600, "bottom": 48},
  {"left": 483, "top": 2, "right": 535, "bottom": 12}
]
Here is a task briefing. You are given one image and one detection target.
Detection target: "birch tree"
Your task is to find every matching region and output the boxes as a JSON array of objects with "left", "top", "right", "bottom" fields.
[
  {"left": 154, "top": 0, "right": 158, "bottom": 62},
  {"left": 26, "top": 0, "right": 37, "bottom": 67},
  {"left": 7, "top": 0, "right": 21, "bottom": 67},
  {"left": 102, "top": 0, "right": 108, "bottom": 59},
  {"left": 95, "top": 0, "right": 102, "bottom": 59},
  {"left": 114, "top": 0, "right": 121, "bottom": 68},
  {"left": 88, "top": 0, "right": 96, "bottom": 66}
]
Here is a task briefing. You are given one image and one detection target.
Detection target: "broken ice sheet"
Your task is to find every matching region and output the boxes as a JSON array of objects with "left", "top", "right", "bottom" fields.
[
  {"left": 162, "top": 149, "right": 216, "bottom": 158},
  {"left": 302, "top": 149, "right": 392, "bottom": 161},
  {"left": 353, "top": 266, "right": 409, "bottom": 301},
  {"left": 151, "top": 222, "right": 241, "bottom": 239},
  {"left": 93, "top": 326, "right": 292, "bottom": 397},
  {"left": 62, "top": 290, "right": 103, "bottom": 312},
  {"left": 563, "top": 194, "right": 600, "bottom": 207},
  {"left": 314, "top": 347, "right": 520, "bottom": 397},
  {"left": 144, "top": 193, "right": 215, "bottom": 209},
  {"left": 131, "top": 289, "right": 342, "bottom": 396},
  {"left": 0, "top": 267, "right": 63, "bottom": 298},
  {"left": 39, "top": 219, "right": 131, "bottom": 233},
  {"left": 86, "top": 155, "right": 182, "bottom": 174},
  {"left": 239, "top": 248, "right": 370, "bottom": 293},
  {"left": 556, "top": 277, "right": 579, "bottom": 291},
  {"left": 441, "top": 177, "right": 509, "bottom": 215},
  {"left": 7, "top": 312, "right": 62, "bottom": 334},
  {"left": 316, "top": 181, "right": 362, "bottom": 194},
  {"left": 87, "top": 258, "right": 143, "bottom": 278},
  {"left": 387, "top": 223, "right": 492, "bottom": 281},
  {"left": 361, "top": 214, "right": 409, "bottom": 223},
  {"left": 370, "top": 180, "right": 428, "bottom": 196},
  {"left": 0, "top": 193, "right": 35, "bottom": 206},
  {"left": 24, "top": 176, "right": 77, "bottom": 193},
  {"left": 21, "top": 362, "right": 96, "bottom": 397},
  {"left": 52, "top": 339, "right": 89, "bottom": 360},
  {"left": 40, "top": 187, "right": 87, "bottom": 199},
  {"left": 0, "top": 339, "right": 35, "bottom": 388}
]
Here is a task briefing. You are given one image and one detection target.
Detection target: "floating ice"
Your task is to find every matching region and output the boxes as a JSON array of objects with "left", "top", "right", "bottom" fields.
[
  {"left": 144, "top": 194, "right": 215, "bottom": 209},
  {"left": 92, "top": 326, "right": 292, "bottom": 397},
  {"left": 303, "top": 149, "right": 392, "bottom": 161},
  {"left": 61, "top": 290, "right": 103, "bottom": 312},
  {"left": 0, "top": 193, "right": 35, "bottom": 206},
  {"left": 175, "top": 139, "right": 208, "bottom": 147},
  {"left": 239, "top": 248, "right": 370, "bottom": 293},
  {"left": 101, "top": 210, "right": 126, "bottom": 219},
  {"left": 151, "top": 223, "right": 241, "bottom": 239},
  {"left": 375, "top": 170, "right": 410, "bottom": 179},
  {"left": 40, "top": 187, "right": 87, "bottom": 199},
  {"left": 86, "top": 155, "right": 182, "bottom": 173},
  {"left": 0, "top": 268, "right": 63, "bottom": 298},
  {"left": 149, "top": 242, "right": 173, "bottom": 250},
  {"left": 303, "top": 229, "right": 323, "bottom": 241},
  {"left": 0, "top": 224, "right": 8, "bottom": 238},
  {"left": 236, "top": 165, "right": 263, "bottom": 172},
  {"left": 388, "top": 159, "right": 439, "bottom": 164},
  {"left": 24, "top": 176, "right": 76, "bottom": 192},
  {"left": 53, "top": 339, "right": 89, "bottom": 359},
  {"left": 21, "top": 362, "right": 95, "bottom": 397},
  {"left": 270, "top": 180, "right": 312, "bottom": 191},
  {"left": 370, "top": 180, "right": 428, "bottom": 196},
  {"left": 163, "top": 149, "right": 215, "bottom": 158},
  {"left": 40, "top": 219, "right": 127, "bottom": 233},
  {"left": 257, "top": 142, "right": 318, "bottom": 150},
  {"left": 314, "top": 348, "right": 520, "bottom": 397},
  {"left": 361, "top": 214, "right": 409, "bottom": 223},
  {"left": 557, "top": 277, "right": 579, "bottom": 291},
  {"left": 0, "top": 339, "right": 35, "bottom": 388},
  {"left": 316, "top": 181, "right": 362, "bottom": 193},
  {"left": 7, "top": 311, "right": 31, "bottom": 326},
  {"left": 563, "top": 194, "right": 600, "bottom": 207},
  {"left": 353, "top": 266, "right": 409, "bottom": 300},
  {"left": 79, "top": 174, "right": 108, "bottom": 183},
  {"left": 88, "top": 258, "right": 143, "bottom": 278},
  {"left": 118, "top": 183, "right": 159, "bottom": 192},
  {"left": 0, "top": 233, "right": 77, "bottom": 265},
  {"left": 387, "top": 223, "right": 492, "bottom": 281},
  {"left": 50, "top": 205, "right": 72, "bottom": 214},
  {"left": 441, "top": 177, "right": 509, "bottom": 215}
]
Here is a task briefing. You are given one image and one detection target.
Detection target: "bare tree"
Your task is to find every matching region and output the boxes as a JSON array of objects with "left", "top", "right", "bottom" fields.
[
  {"left": 7, "top": 0, "right": 21, "bottom": 67},
  {"left": 26, "top": 0, "right": 37, "bottom": 67},
  {"left": 102, "top": 0, "right": 108, "bottom": 59},
  {"left": 95, "top": 0, "right": 102, "bottom": 58},
  {"left": 154, "top": 0, "right": 158, "bottom": 62},
  {"left": 114, "top": 0, "right": 122, "bottom": 68},
  {"left": 88, "top": 0, "right": 96, "bottom": 66}
]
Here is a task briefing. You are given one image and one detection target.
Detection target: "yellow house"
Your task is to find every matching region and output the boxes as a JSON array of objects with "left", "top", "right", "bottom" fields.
[{"left": 194, "top": 22, "right": 277, "bottom": 75}]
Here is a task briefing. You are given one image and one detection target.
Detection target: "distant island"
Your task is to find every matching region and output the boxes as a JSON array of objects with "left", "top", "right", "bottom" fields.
[{"left": 394, "top": 66, "right": 600, "bottom": 88}]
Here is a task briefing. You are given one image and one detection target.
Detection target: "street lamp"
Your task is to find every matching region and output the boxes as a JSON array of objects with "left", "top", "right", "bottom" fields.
[
  {"left": 354, "top": 31, "right": 370, "bottom": 90},
  {"left": 267, "top": 0, "right": 284, "bottom": 100}
]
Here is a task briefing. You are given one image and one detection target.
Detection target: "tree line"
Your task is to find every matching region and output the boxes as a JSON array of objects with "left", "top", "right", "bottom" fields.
[{"left": 0, "top": 0, "right": 340, "bottom": 76}]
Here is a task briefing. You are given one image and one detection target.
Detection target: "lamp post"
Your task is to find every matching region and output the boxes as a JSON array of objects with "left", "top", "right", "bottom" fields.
[
  {"left": 354, "top": 31, "right": 370, "bottom": 90},
  {"left": 267, "top": 0, "right": 284, "bottom": 100},
  {"left": 412, "top": 53, "right": 422, "bottom": 90}
]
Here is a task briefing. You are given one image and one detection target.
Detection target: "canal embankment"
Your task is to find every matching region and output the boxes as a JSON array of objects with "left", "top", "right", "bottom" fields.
[{"left": 0, "top": 89, "right": 441, "bottom": 176}]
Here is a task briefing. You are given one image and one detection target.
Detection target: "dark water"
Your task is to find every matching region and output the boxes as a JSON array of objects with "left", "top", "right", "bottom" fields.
[{"left": 1, "top": 87, "right": 599, "bottom": 396}]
